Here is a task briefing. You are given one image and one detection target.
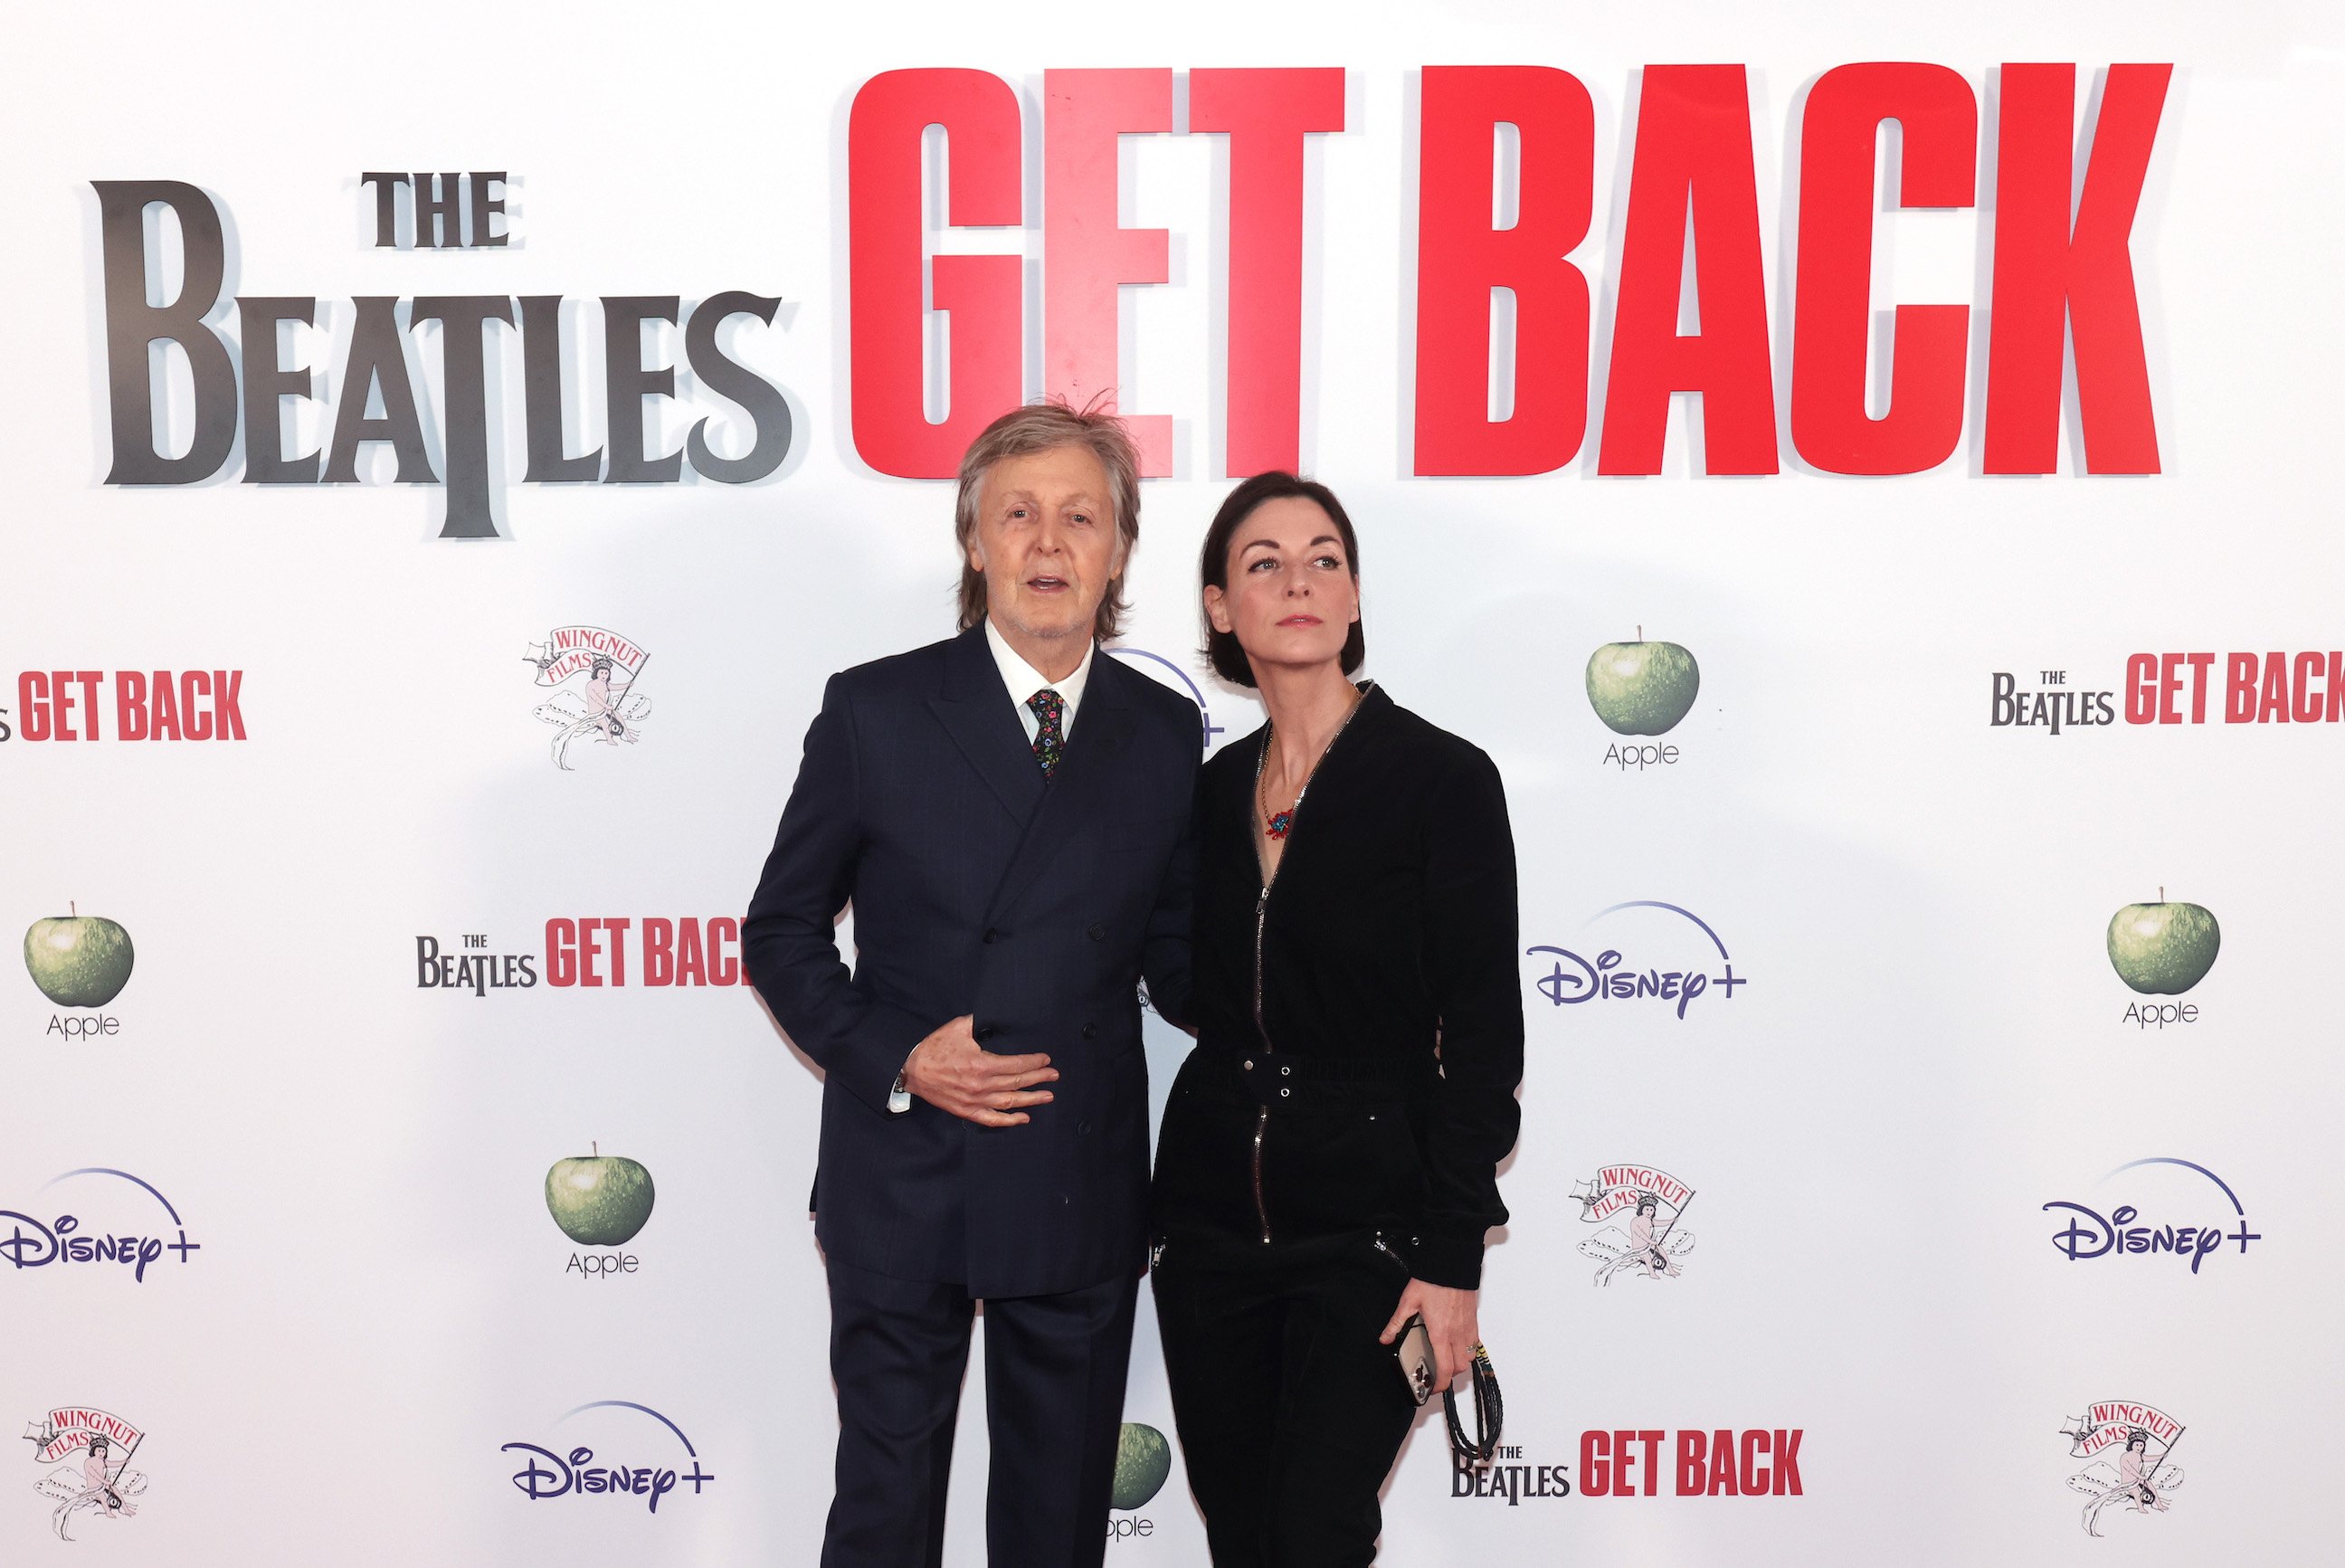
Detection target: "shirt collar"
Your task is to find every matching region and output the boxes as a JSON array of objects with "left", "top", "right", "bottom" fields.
[{"left": 983, "top": 618, "right": 1095, "bottom": 724}]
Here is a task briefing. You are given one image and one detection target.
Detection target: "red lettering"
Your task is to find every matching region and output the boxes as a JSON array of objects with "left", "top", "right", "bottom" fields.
[
  {"left": 16, "top": 671, "right": 49, "bottom": 740},
  {"left": 1708, "top": 1427, "right": 1739, "bottom": 1495},
  {"left": 847, "top": 69, "right": 1022, "bottom": 479},
  {"left": 2187, "top": 652, "right": 2214, "bottom": 723},
  {"left": 215, "top": 670, "right": 244, "bottom": 738},
  {"left": 2258, "top": 651, "right": 2289, "bottom": 723},
  {"left": 182, "top": 670, "right": 213, "bottom": 740},
  {"left": 1984, "top": 63, "right": 2171, "bottom": 474},
  {"left": 2158, "top": 651, "right": 2184, "bottom": 725},
  {"left": 707, "top": 917, "right": 740, "bottom": 985},
  {"left": 150, "top": 670, "right": 182, "bottom": 740},
  {"left": 1598, "top": 65, "right": 1778, "bottom": 476},
  {"left": 75, "top": 671, "right": 103, "bottom": 738},
  {"left": 545, "top": 918, "right": 576, "bottom": 987},
  {"left": 1676, "top": 1428, "right": 1706, "bottom": 1495},
  {"left": 2225, "top": 651, "right": 2257, "bottom": 723},
  {"left": 1772, "top": 1429, "right": 1803, "bottom": 1495},
  {"left": 1638, "top": 1430, "right": 1664, "bottom": 1496},
  {"left": 1191, "top": 67, "right": 1344, "bottom": 477},
  {"left": 2293, "top": 651, "right": 2323, "bottom": 724},
  {"left": 1043, "top": 68, "right": 1173, "bottom": 475},
  {"left": 1613, "top": 1429, "right": 1638, "bottom": 1496},
  {"left": 579, "top": 918, "right": 605, "bottom": 986},
  {"left": 1739, "top": 1428, "right": 1770, "bottom": 1496},
  {"left": 51, "top": 670, "right": 81, "bottom": 740},
  {"left": 1412, "top": 65, "right": 1594, "bottom": 476},
  {"left": 675, "top": 917, "right": 708, "bottom": 986},
  {"left": 642, "top": 917, "right": 675, "bottom": 986},
  {"left": 603, "top": 917, "right": 631, "bottom": 985},
  {"left": 1580, "top": 1430, "right": 1609, "bottom": 1497},
  {"left": 1790, "top": 62, "right": 1975, "bottom": 474},
  {"left": 2330, "top": 653, "right": 2344, "bottom": 724},
  {"left": 115, "top": 670, "right": 149, "bottom": 741}
]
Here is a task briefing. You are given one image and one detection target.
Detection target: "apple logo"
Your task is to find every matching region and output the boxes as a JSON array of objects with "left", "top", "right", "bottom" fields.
[
  {"left": 1110, "top": 1422, "right": 1172, "bottom": 1511},
  {"left": 2106, "top": 891, "right": 2221, "bottom": 995},
  {"left": 1585, "top": 630, "right": 1700, "bottom": 736},
  {"left": 23, "top": 904, "right": 135, "bottom": 1008},
  {"left": 544, "top": 1144, "right": 656, "bottom": 1247}
]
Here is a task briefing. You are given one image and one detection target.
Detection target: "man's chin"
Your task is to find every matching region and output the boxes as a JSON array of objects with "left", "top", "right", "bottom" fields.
[{"left": 999, "top": 603, "right": 1097, "bottom": 645}]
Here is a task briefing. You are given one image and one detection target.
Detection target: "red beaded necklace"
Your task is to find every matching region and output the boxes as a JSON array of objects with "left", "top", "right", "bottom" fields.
[{"left": 1255, "top": 682, "right": 1372, "bottom": 841}]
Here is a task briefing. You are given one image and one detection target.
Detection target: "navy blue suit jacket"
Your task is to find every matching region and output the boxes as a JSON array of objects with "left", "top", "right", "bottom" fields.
[{"left": 745, "top": 625, "right": 1198, "bottom": 1298}]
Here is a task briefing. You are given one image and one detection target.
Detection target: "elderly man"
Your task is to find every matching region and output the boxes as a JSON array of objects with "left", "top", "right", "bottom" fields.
[{"left": 745, "top": 403, "right": 1198, "bottom": 1567}]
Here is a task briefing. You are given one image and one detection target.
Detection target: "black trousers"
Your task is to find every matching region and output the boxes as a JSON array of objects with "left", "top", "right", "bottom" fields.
[
  {"left": 1152, "top": 1237, "right": 1420, "bottom": 1567},
  {"left": 822, "top": 1259, "right": 1138, "bottom": 1568}
]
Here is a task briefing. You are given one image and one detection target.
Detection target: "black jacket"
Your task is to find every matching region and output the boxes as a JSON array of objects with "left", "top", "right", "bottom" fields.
[
  {"left": 1152, "top": 684, "right": 1523, "bottom": 1288},
  {"left": 744, "top": 625, "right": 1199, "bottom": 1297}
]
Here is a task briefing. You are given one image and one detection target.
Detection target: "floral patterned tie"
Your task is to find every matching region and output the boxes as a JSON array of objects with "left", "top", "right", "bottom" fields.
[{"left": 1027, "top": 689, "right": 1066, "bottom": 778}]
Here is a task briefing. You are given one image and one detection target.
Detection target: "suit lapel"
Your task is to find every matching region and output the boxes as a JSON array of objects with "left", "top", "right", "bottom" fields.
[
  {"left": 985, "top": 652, "right": 1141, "bottom": 923},
  {"left": 926, "top": 625, "right": 1047, "bottom": 826}
]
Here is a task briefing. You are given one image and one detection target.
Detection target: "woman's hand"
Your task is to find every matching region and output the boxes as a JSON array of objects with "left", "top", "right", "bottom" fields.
[{"left": 1380, "top": 1278, "right": 1480, "bottom": 1390}]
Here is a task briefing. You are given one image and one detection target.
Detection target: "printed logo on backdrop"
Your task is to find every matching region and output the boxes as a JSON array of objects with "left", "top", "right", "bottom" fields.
[
  {"left": 2044, "top": 1158, "right": 2259, "bottom": 1276},
  {"left": 1573, "top": 1165, "right": 1695, "bottom": 1284},
  {"left": 1106, "top": 648, "right": 1228, "bottom": 755},
  {"left": 2060, "top": 1402, "right": 2184, "bottom": 1535},
  {"left": 1450, "top": 1440, "right": 1573, "bottom": 1504},
  {"left": 503, "top": 1401, "right": 714, "bottom": 1515},
  {"left": 1586, "top": 632, "right": 1699, "bottom": 771},
  {"left": 2, "top": 1170, "right": 201, "bottom": 1285},
  {"left": 1106, "top": 1423, "right": 1172, "bottom": 1543},
  {"left": 2106, "top": 890, "right": 2219, "bottom": 1029},
  {"left": 23, "top": 1410, "right": 147, "bottom": 1541},
  {"left": 546, "top": 1145, "right": 654, "bottom": 1280},
  {"left": 23, "top": 906, "right": 134, "bottom": 1040},
  {"left": 1994, "top": 652, "right": 2345, "bottom": 732},
  {"left": 524, "top": 628, "right": 652, "bottom": 770},
  {"left": 1526, "top": 903, "right": 1748, "bottom": 1022},
  {"left": 1580, "top": 1428, "right": 1803, "bottom": 1497},
  {"left": 413, "top": 920, "right": 745, "bottom": 992},
  {"left": 6, "top": 670, "right": 247, "bottom": 744}
]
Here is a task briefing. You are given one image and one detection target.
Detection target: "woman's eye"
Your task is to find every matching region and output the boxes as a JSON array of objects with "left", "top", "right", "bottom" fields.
[
  {"left": 1313, "top": 555, "right": 1343, "bottom": 570},
  {"left": 1248, "top": 557, "right": 1277, "bottom": 573}
]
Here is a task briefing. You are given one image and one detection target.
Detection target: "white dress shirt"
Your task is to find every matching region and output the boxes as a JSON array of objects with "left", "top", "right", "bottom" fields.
[{"left": 890, "top": 622, "right": 1098, "bottom": 1112}]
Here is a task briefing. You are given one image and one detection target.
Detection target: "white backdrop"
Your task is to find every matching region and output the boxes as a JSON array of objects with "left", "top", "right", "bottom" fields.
[{"left": 4, "top": 2, "right": 2342, "bottom": 1563}]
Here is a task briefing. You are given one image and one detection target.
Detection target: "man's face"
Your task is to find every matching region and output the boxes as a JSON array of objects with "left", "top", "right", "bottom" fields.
[{"left": 967, "top": 444, "right": 1122, "bottom": 651}]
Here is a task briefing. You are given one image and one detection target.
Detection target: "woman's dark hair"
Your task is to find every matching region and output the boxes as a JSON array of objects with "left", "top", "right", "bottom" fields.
[{"left": 1199, "top": 470, "right": 1365, "bottom": 688}]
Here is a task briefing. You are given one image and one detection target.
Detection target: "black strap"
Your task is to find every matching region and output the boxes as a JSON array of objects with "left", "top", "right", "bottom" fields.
[{"left": 1444, "top": 1344, "right": 1503, "bottom": 1464}]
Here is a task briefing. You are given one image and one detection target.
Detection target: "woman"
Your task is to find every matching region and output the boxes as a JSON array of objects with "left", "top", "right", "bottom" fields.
[{"left": 1151, "top": 471, "right": 1523, "bottom": 1566}]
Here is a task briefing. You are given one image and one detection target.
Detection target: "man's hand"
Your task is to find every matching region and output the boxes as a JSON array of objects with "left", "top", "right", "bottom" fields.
[
  {"left": 901, "top": 1014, "right": 1058, "bottom": 1126},
  {"left": 1380, "top": 1278, "right": 1481, "bottom": 1391}
]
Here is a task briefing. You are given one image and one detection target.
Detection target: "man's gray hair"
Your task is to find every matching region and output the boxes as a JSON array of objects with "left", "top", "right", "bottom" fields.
[{"left": 954, "top": 400, "right": 1143, "bottom": 643}]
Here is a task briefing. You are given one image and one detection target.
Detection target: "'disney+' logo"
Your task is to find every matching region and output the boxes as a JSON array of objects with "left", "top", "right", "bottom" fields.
[
  {"left": 503, "top": 1401, "right": 714, "bottom": 1515},
  {"left": 1526, "top": 903, "right": 1749, "bottom": 1022},
  {"left": 1, "top": 1169, "right": 200, "bottom": 1283}
]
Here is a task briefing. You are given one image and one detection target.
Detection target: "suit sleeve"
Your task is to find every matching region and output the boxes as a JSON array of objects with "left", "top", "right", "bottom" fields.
[
  {"left": 1405, "top": 746, "right": 1525, "bottom": 1289},
  {"left": 744, "top": 674, "right": 936, "bottom": 1114},
  {"left": 1140, "top": 749, "right": 1201, "bottom": 1031}
]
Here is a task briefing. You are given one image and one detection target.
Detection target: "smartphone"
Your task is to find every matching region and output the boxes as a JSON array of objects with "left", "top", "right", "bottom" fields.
[{"left": 1392, "top": 1315, "right": 1438, "bottom": 1406}]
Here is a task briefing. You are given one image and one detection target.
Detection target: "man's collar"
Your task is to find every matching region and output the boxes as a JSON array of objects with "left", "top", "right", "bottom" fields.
[{"left": 983, "top": 618, "right": 1095, "bottom": 711}]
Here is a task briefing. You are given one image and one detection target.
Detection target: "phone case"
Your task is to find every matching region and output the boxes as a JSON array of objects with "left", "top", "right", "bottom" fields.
[{"left": 1393, "top": 1315, "right": 1438, "bottom": 1406}]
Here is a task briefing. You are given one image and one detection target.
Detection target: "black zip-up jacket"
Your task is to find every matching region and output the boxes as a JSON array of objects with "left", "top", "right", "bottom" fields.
[{"left": 1150, "top": 684, "right": 1523, "bottom": 1288}]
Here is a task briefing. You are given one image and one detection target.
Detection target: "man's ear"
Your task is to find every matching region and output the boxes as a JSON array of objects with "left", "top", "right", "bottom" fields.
[
  {"left": 1203, "top": 584, "right": 1233, "bottom": 634},
  {"left": 966, "top": 537, "right": 987, "bottom": 575}
]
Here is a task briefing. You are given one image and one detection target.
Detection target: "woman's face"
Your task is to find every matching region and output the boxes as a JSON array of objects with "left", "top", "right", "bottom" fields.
[{"left": 1204, "top": 496, "right": 1359, "bottom": 680}]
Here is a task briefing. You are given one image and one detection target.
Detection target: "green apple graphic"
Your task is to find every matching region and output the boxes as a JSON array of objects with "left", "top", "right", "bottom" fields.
[
  {"left": 1585, "top": 631, "right": 1701, "bottom": 736},
  {"left": 2106, "top": 891, "right": 2220, "bottom": 995},
  {"left": 24, "top": 904, "right": 135, "bottom": 1008},
  {"left": 1110, "top": 1422, "right": 1172, "bottom": 1511},
  {"left": 545, "top": 1145, "right": 656, "bottom": 1246}
]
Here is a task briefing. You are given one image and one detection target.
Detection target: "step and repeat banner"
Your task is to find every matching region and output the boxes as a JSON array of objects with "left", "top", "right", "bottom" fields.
[{"left": 4, "top": 1, "right": 2340, "bottom": 1563}]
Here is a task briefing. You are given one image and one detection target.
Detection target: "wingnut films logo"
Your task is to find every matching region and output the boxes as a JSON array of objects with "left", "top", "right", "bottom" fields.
[
  {"left": 503, "top": 1401, "right": 714, "bottom": 1515},
  {"left": 1526, "top": 903, "right": 1748, "bottom": 1022},
  {"left": 24, "top": 1410, "right": 147, "bottom": 1542},
  {"left": 1585, "top": 631, "right": 1699, "bottom": 771},
  {"left": 525, "top": 627, "right": 651, "bottom": 770},
  {"left": 2, "top": 1169, "right": 200, "bottom": 1284},
  {"left": 2044, "top": 1157, "right": 2260, "bottom": 1276},
  {"left": 546, "top": 1145, "right": 655, "bottom": 1279},
  {"left": 2060, "top": 1403, "right": 2185, "bottom": 1535},
  {"left": 23, "top": 905, "right": 134, "bottom": 1040},
  {"left": 2107, "top": 890, "right": 2219, "bottom": 1030},
  {"left": 1573, "top": 1164, "right": 1695, "bottom": 1284}
]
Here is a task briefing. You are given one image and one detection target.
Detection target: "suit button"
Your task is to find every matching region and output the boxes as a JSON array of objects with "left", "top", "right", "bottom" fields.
[
  {"left": 983, "top": 927, "right": 1000, "bottom": 944},
  {"left": 1241, "top": 1060, "right": 1254, "bottom": 1071},
  {"left": 1087, "top": 924, "right": 1106, "bottom": 941},
  {"left": 1078, "top": 1119, "right": 1093, "bottom": 1136},
  {"left": 1082, "top": 1022, "right": 1097, "bottom": 1041}
]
